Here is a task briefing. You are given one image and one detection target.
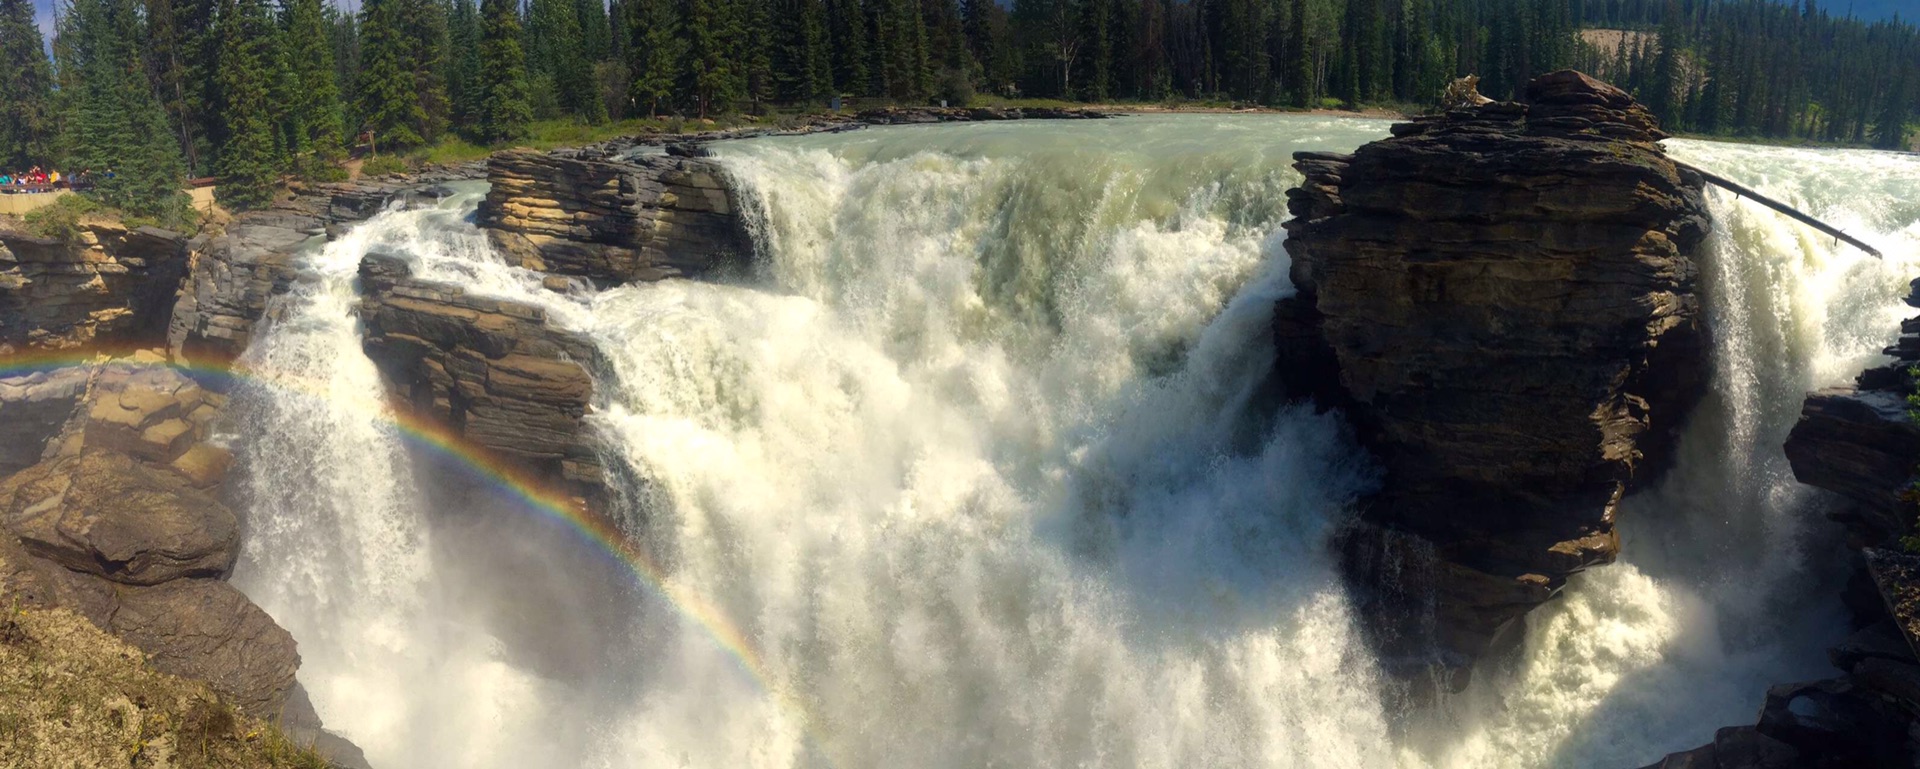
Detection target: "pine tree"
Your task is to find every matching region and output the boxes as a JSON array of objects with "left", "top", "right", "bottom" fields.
[
  {"left": 529, "top": 0, "right": 606, "bottom": 120},
  {"left": 478, "top": 0, "right": 533, "bottom": 140},
  {"left": 1875, "top": 72, "right": 1911, "bottom": 150},
  {"left": 683, "top": 0, "right": 743, "bottom": 116},
  {"left": 214, "top": 0, "right": 282, "bottom": 210},
  {"left": 357, "top": 0, "right": 428, "bottom": 148},
  {"left": 448, "top": 0, "right": 484, "bottom": 129},
  {"left": 284, "top": 0, "right": 346, "bottom": 163},
  {"left": 743, "top": 0, "right": 777, "bottom": 111},
  {"left": 0, "top": 0, "right": 55, "bottom": 169},
  {"left": 827, "top": 0, "right": 868, "bottom": 95},
  {"left": 775, "top": 0, "right": 833, "bottom": 102},
  {"left": 629, "top": 0, "right": 686, "bottom": 115},
  {"left": 60, "top": 0, "right": 189, "bottom": 217}
]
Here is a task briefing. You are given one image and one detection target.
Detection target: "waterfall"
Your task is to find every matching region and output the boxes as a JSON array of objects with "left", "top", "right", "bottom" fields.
[{"left": 223, "top": 117, "right": 1920, "bottom": 769}]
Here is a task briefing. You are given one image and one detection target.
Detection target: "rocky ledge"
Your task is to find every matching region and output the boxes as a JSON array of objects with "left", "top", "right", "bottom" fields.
[
  {"left": 1273, "top": 70, "right": 1713, "bottom": 682},
  {"left": 477, "top": 147, "right": 751, "bottom": 285},
  {"left": 357, "top": 253, "right": 607, "bottom": 508},
  {"left": 169, "top": 164, "right": 488, "bottom": 363},
  {"left": 0, "top": 223, "right": 189, "bottom": 352}
]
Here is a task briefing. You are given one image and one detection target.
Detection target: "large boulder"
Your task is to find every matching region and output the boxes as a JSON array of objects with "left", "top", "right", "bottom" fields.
[
  {"left": 477, "top": 147, "right": 751, "bottom": 284},
  {"left": 0, "top": 223, "right": 189, "bottom": 351},
  {"left": 0, "top": 451, "right": 238, "bottom": 585},
  {"left": 1273, "top": 70, "right": 1712, "bottom": 680}
]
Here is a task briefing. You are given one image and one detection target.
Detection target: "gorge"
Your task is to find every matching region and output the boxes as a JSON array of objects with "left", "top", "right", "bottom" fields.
[{"left": 3, "top": 78, "right": 1920, "bottom": 769}]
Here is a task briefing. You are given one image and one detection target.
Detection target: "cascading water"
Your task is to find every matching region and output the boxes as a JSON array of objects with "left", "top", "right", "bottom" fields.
[{"left": 223, "top": 117, "right": 1920, "bottom": 769}]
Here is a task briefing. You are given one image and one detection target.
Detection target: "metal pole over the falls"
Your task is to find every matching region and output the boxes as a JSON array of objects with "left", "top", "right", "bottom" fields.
[{"left": 1675, "top": 160, "right": 1884, "bottom": 259}]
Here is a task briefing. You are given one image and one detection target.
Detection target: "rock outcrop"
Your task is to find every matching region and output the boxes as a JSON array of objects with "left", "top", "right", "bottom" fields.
[
  {"left": 0, "top": 223, "right": 189, "bottom": 352},
  {"left": 166, "top": 205, "right": 319, "bottom": 363},
  {"left": 169, "top": 167, "right": 488, "bottom": 363},
  {"left": 0, "top": 592, "right": 350, "bottom": 768},
  {"left": 357, "top": 252, "right": 607, "bottom": 505},
  {"left": 477, "top": 147, "right": 751, "bottom": 285},
  {"left": 1273, "top": 70, "right": 1713, "bottom": 680},
  {"left": 0, "top": 358, "right": 297, "bottom": 724}
]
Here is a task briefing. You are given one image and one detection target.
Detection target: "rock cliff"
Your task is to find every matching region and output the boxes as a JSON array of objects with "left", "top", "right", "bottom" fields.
[
  {"left": 0, "top": 223, "right": 189, "bottom": 352},
  {"left": 357, "top": 253, "right": 607, "bottom": 507},
  {"left": 1273, "top": 70, "right": 1713, "bottom": 681},
  {"left": 477, "top": 147, "right": 750, "bottom": 285}
]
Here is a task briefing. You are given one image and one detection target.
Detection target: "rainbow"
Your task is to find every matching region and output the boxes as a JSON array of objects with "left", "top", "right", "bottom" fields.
[{"left": 0, "top": 348, "right": 833, "bottom": 760}]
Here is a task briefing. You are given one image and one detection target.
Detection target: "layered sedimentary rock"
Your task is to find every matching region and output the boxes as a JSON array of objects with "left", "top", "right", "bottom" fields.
[
  {"left": 169, "top": 167, "right": 488, "bottom": 363},
  {"left": 0, "top": 358, "right": 295, "bottom": 721},
  {"left": 1274, "top": 70, "right": 1712, "bottom": 678},
  {"left": 0, "top": 223, "right": 189, "bottom": 351},
  {"left": 357, "top": 252, "right": 606, "bottom": 504},
  {"left": 166, "top": 206, "right": 320, "bottom": 362},
  {"left": 477, "top": 147, "right": 751, "bottom": 284}
]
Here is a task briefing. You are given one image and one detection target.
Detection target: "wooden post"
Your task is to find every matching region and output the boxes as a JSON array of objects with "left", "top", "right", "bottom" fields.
[{"left": 1674, "top": 160, "right": 1883, "bottom": 259}]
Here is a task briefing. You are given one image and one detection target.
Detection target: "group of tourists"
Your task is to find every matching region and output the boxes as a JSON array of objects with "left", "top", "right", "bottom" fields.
[{"left": 0, "top": 167, "right": 101, "bottom": 193}]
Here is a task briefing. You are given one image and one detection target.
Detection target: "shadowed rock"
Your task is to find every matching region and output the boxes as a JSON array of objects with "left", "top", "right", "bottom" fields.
[
  {"left": 357, "top": 251, "right": 608, "bottom": 506},
  {"left": 1272, "top": 69, "right": 1712, "bottom": 682},
  {"left": 0, "top": 451, "right": 238, "bottom": 585},
  {"left": 0, "top": 223, "right": 189, "bottom": 352}
]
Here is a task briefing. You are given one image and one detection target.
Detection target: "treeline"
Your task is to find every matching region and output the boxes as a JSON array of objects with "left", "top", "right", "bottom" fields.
[
  {"left": 0, "top": 0, "right": 1915, "bottom": 216},
  {"left": 1575, "top": 1, "right": 1920, "bottom": 148}
]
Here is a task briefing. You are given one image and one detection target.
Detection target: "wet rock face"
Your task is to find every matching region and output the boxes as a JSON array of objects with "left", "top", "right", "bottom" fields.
[
  {"left": 0, "top": 223, "right": 189, "bottom": 351},
  {"left": 477, "top": 147, "right": 751, "bottom": 285},
  {"left": 357, "top": 253, "right": 607, "bottom": 505},
  {"left": 1275, "top": 70, "right": 1713, "bottom": 677}
]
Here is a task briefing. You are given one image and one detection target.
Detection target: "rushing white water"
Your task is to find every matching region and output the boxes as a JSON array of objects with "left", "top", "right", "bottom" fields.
[{"left": 223, "top": 116, "right": 1920, "bottom": 769}]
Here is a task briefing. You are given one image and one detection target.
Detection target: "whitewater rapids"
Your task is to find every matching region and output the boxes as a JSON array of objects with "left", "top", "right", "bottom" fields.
[{"left": 222, "top": 116, "right": 1920, "bottom": 769}]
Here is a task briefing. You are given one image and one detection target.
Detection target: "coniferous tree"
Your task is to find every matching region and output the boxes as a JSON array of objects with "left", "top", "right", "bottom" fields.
[
  {"left": 478, "top": 0, "right": 533, "bottom": 140},
  {"left": 743, "top": 0, "right": 778, "bottom": 111},
  {"left": 448, "top": 0, "right": 484, "bottom": 128},
  {"left": 629, "top": 0, "right": 686, "bottom": 114},
  {"left": 60, "top": 0, "right": 189, "bottom": 217},
  {"left": 0, "top": 0, "right": 55, "bottom": 169},
  {"left": 357, "top": 0, "right": 432, "bottom": 148},
  {"left": 683, "top": 0, "right": 743, "bottom": 116},
  {"left": 529, "top": 0, "right": 605, "bottom": 120},
  {"left": 215, "top": 0, "right": 282, "bottom": 210},
  {"left": 284, "top": 0, "right": 346, "bottom": 163},
  {"left": 776, "top": 0, "right": 834, "bottom": 102},
  {"left": 826, "top": 0, "right": 869, "bottom": 95}
]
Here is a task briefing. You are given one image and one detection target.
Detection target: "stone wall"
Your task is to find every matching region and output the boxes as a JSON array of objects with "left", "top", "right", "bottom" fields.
[
  {"left": 1273, "top": 70, "right": 1713, "bottom": 682},
  {"left": 477, "top": 147, "right": 751, "bottom": 284}
]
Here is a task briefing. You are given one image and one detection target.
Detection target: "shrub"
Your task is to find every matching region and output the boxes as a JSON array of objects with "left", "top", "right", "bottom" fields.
[
  {"left": 936, "top": 69, "right": 974, "bottom": 108},
  {"left": 361, "top": 154, "right": 411, "bottom": 177},
  {"left": 21, "top": 194, "right": 105, "bottom": 241}
]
